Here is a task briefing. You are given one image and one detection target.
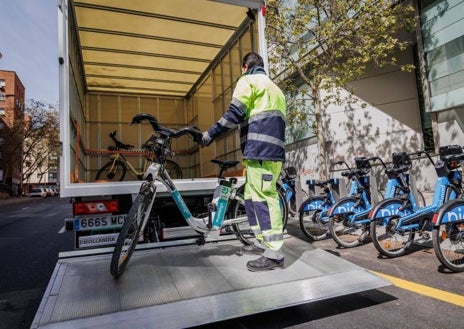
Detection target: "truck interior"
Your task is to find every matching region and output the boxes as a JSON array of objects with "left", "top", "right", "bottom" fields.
[{"left": 62, "top": 0, "right": 264, "bottom": 186}]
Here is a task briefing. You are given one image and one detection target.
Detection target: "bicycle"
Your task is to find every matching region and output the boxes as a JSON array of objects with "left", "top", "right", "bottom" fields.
[
  {"left": 432, "top": 171, "right": 464, "bottom": 272},
  {"left": 326, "top": 156, "right": 385, "bottom": 248},
  {"left": 369, "top": 145, "right": 464, "bottom": 258},
  {"left": 95, "top": 130, "right": 183, "bottom": 181},
  {"left": 298, "top": 178, "right": 340, "bottom": 241},
  {"left": 110, "top": 113, "right": 289, "bottom": 278},
  {"left": 278, "top": 166, "right": 308, "bottom": 217}
]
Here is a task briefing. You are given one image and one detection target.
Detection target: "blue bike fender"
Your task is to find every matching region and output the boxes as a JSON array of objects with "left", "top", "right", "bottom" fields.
[
  {"left": 328, "top": 198, "right": 356, "bottom": 216},
  {"left": 300, "top": 197, "right": 325, "bottom": 212},
  {"left": 432, "top": 199, "right": 464, "bottom": 225}
]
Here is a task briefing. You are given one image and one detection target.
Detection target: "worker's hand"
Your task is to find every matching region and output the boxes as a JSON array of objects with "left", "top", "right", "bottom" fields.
[{"left": 201, "top": 131, "right": 213, "bottom": 146}]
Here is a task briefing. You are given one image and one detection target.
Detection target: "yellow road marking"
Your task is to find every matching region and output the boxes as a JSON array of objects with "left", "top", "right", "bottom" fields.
[{"left": 371, "top": 271, "right": 464, "bottom": 307}]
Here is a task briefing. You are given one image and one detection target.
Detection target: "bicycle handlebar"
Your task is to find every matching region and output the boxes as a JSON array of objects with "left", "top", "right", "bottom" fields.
[
  {"left": 130, "top": 113, "right": 203, "bottom": 144},
  {"left": 108, "top": 130, "right": 134, "bottom": 150}
]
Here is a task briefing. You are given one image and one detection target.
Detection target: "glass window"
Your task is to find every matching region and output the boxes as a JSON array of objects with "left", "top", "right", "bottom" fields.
[
  {"left": 0, "top": 93, "right": 5, "bottom": 101},
  {"left": 0, "top": 108, "right": 5, "bottom": 116}
]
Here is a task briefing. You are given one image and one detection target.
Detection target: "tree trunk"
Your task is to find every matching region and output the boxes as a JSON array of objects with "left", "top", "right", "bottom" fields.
[{"left": 313, "top": 89, "right": 328, "bottom": 180}]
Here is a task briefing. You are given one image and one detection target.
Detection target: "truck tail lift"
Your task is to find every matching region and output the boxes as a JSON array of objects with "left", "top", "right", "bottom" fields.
[{"left": 31, "top": 236, "right": 390, "bottom": 329}]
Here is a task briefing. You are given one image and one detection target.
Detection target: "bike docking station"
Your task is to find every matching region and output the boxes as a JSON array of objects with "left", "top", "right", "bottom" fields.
[{"left": 32, "top": 234, "right": 391, "bottom": 328}]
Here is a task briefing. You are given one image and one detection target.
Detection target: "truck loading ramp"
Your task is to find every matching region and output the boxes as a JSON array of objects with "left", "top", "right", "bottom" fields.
[{"left": 31, "top": 236, "right": 391, "bottom": 328}]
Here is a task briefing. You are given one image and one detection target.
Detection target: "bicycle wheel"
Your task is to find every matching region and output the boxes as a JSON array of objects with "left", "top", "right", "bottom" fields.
[
  {"left": 165, "top": 159, "right": 182, "bottom": 179},
  {"left": 95, "top": 160, "right": 127, "bottom": 181},
  {"left": 328, "top": 197, "right": 368, "bottom": 248},
  {"left": 230, "top": 184, "right": 288, "bottom": 245},
  {"left": 369, "top": 198, "right": 415, "bottom": 258},
  {"left": 110, "top": 189, "right": 153, "bottom": 278},
  {"left": 299, "top": 197, "right": 330, "bottom": 241},
  {"left": 433, "top": 222, "right": 464, "bottom": 272}
]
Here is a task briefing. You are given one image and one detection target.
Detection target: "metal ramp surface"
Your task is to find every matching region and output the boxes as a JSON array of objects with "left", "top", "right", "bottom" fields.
[{"left": 32, "top": 236, "right": 391, "bottom": 329}]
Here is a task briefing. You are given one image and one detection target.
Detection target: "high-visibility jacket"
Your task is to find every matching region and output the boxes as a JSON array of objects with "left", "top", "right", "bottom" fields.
[{"left": 207, "top": 66, "right": 286, "bottom": 162}]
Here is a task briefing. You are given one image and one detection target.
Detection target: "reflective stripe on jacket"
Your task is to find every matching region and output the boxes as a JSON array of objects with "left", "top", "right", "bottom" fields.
[{"left": 207, "top": 67, "right": 286, "bottom": 162}]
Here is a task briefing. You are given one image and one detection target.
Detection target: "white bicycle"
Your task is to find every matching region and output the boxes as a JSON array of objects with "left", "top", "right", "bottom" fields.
[{"left": 110, "top": 113, "right": 289, "bottom": 278}]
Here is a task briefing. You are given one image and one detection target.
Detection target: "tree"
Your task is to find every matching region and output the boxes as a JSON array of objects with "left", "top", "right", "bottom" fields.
[
  {"left": 2, "top": 100, "right": 60, "bottom": 186},
  {"left": 266, "top": 0, "right": 417, "bottom": 179}
]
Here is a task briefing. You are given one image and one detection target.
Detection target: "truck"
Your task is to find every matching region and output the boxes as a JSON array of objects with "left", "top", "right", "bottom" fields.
[
  {"left": 31, "top": 3, "right": 392, "bottom": 327},
  {"left": 58, "top": 0, "right": 266, "bottom": 249}
]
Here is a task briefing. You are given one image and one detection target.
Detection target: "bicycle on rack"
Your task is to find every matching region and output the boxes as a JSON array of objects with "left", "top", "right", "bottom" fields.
[
  {"left": 95, "top": 130, "right": 183, "bottom": 181},
  {"left": 298, "top": 178, "right": 340, "bottom": 241},
  {"left": 369, "top": 145, "right": 463, "bottom": 258},
  {"left": 326, "top": 156, "right": 385, "bottom": 248},
  {"left": 110, "top": 113, "right": 289, "bottom": 278},
  {"left": 278, "top": 166, "right": 308, "bottom": 217},
  {"left": 431, "top": 150, "right": 464, "bottom": 271}
]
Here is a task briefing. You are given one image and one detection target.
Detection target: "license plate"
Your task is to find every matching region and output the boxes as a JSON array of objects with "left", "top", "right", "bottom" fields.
[
  {"left": 73, "top": 214, "right": 127, "bottom": 231},
  {"left": 78, "top": 233, "right": 120, "bottom": 248}
]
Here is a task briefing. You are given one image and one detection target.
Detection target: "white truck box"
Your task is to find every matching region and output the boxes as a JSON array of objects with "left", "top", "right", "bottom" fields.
[{"left": 58, "top": 0, "right": 265, "bottom": 248}]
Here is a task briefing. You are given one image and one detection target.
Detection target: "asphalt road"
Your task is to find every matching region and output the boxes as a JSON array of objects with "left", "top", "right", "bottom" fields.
[
  {"left": 0, "top": 196, "right": 74, "bottom": 329},
  {"left": 0, "top": 197, "right": 463, "bottom": 329}
]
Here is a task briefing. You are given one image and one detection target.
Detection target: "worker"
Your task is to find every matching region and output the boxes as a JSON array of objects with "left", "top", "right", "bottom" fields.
[{"left": 201, "top": 52, "right": 286, "bottom": 271}]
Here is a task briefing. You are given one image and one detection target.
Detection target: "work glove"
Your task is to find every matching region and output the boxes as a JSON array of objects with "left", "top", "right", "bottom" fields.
[{"left": 201, "top": 131, "right": 213, "bottom": 146}]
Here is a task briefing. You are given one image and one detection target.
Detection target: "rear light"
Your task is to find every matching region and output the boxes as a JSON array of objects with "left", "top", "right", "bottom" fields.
[
  {"left": 73, "top": 200, "right": 120, "bottom": 215},
  {"left": 431, "top": 213, "right": 439, "bottom": 224},
  {"left": 368, "top": 209, "right": 374, "bottom": 218}
]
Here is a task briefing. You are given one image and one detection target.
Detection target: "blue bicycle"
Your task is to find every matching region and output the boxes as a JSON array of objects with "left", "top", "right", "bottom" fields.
[
  {"left": 431, "top": 147, "right": 464, "bottom": 272},
  {"left": 327, "top": 156, "right": 386, "bottom": 248},
  {"left": 369, "top": 145, "right": 464, "bottom": 258},
  {"left": 298, "top": 178, "right": 340, "bottom": 241}
]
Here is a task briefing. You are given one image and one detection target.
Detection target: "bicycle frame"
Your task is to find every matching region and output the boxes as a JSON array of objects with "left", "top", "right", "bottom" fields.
[
  {"left": 371, "top": 149, "right": 463, "bottom": 232},
  {"left": 109, "top": 152, "right": 147, "bottom": 177},
  {"left": 300, "top": 179, "right": 339, "bottom": 220},
  {"left": 143, "top": 162, "right": 247, "bottom": 239}
]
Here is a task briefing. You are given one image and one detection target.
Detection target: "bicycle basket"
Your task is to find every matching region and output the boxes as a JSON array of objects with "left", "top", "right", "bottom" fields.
[
  {"left": 392, "top": 152, "right": 412, "bottom": 170},
  {"left": 284, "top": 167, "right": 297, "bottom": 179},
  {"left": 354, "top": 157, "right": 371, "bottom": 174}
]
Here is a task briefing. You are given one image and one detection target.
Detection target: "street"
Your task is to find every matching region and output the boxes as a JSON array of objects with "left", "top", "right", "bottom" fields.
[
  {"left": 0, "top": 197, "right": 74, "bottom": 329},
  {"left": 0, "top": 197, "right": 463, "bottom": 329}
]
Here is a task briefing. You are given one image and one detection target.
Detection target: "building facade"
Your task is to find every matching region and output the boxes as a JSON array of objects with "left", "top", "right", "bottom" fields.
[{"left": 0, "top": 70, "right": 25, "bottom": 196}]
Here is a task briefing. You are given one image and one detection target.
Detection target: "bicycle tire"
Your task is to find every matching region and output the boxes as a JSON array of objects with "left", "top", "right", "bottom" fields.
[
  {"left": 165, "top": 159, "right": 182, "bottom": 179},
  {"left": 433, "top": 222, "right": 464, "bottom": 272},
  {"left": 328, "top": 197, "right": 368, "bottom": 248},
  {"left": 299, "top": 196, "right": 330, "bottom": 241},
  {"left": 230, "top": 184, "right": 288, "bottom": 246},
  {"left": 369, "top": 198, "right": 415, "bottom": 258},
  {"left": 95, "top": 160, "right": 127, "bottom": 181},
  {"left": 110, "top": 189, "right": 153, "bottom": 278}
]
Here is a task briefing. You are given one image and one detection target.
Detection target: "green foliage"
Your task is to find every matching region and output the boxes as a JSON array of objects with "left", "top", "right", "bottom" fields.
[
  {"left": 266, "top": 0, "right": 417, "bottom": 177},
  {"left": 267, "top": 0, "right": 416, "bottom": 107}
]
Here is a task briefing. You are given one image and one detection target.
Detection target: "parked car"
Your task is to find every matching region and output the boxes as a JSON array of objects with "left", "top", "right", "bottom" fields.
[{"left": 29, "top": 188, "right": 47, "bottom": 198}]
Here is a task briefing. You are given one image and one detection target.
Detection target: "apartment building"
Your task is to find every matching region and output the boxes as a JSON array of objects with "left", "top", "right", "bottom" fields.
[{"left": 0, "top": 70, "right": 25, "bottom": 196}]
